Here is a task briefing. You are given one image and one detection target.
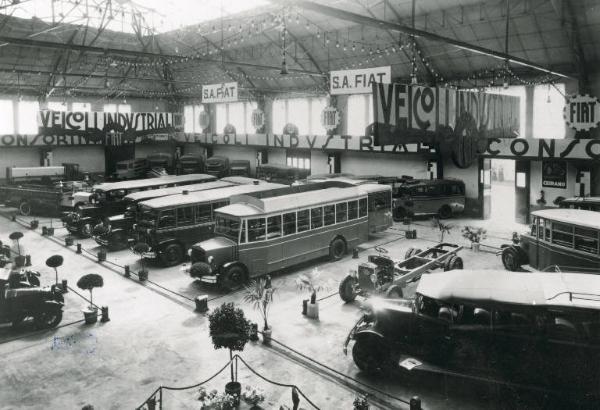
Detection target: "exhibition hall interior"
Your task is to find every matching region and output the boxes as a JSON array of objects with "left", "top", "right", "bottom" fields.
[{"left": 1, "top": 0, "right": 600, "bottom": 409}]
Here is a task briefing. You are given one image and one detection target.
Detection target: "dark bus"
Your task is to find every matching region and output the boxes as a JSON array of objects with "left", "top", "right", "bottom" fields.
[
  {"left": 229, "top": 160, "right": 251, "bottom": 177},
  {"left": 392, "top": 178, "right": 465, "bottom": 221},
  {"left": 558, "top": 196, "right": 600, "bottom": 212},
  {"left": 256, "top": 164, "right": 310, "bottom": 184},
  {"left": 135, "top": 182, "right": 285, "bottom": 266},
  {"left": 177, "top": 154, "right": 205, "bottom": 174},
  {"left": 62, "top": 174, "right": 216, "bottom": 237},
  {"left": 206, "top": 156, "right": 230, "bottom": 178}
]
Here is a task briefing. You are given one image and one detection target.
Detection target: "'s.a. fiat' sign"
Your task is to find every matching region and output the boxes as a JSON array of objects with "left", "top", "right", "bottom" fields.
[
  {"left": 198, "top": 110, "right": 210, "bottom": 130},
  {"left": 321, "top": 106, "right": 340, "bottom": 131},
  {"left": 564, "top": 94, "right": 600, "bottom": 131},
  {"left": 251, "top": 108, "right": 265, "bottom": 130},
  {"left": 202, "top": 82, "right": 238, "bottom": 103}
]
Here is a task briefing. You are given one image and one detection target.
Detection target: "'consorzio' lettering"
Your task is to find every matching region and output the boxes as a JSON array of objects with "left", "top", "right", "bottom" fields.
[
  {"left": 0, "top": 134, "right": 104, "bottom": 147},
  {"left": 485, "top": 138, "right": 600, "bottom": 160}
]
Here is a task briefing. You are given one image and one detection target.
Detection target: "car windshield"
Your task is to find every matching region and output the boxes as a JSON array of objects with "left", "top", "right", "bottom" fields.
[{"left": 215, "top": 215, "right": 240, "bottom": 241}]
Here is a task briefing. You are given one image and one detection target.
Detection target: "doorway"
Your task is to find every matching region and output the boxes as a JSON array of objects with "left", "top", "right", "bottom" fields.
[{"left": 490, "top": 159, "right": 516, "bottom": 224}]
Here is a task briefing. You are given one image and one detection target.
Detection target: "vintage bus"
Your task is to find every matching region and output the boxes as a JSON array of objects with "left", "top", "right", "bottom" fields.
[
  {"left": 135, "top": 182, "right": 285, "bottom": 266},
  {"left": 501, "top": 208, "right": 600, "bottom": 271},
  {"left": 188, "top": 184, "right": 393, "bottom": 290},
  {"left": 558, "top": 196, "right": 600, "bottom": 212},
  {"left": 391, "top": 178, "right": 465, "bottom": 221},
  {"left": 62, "top": 174, "right": 216, "bottom": 237},
  {"left": 256, "top": 164, "right": 310, "bottom": 184}
]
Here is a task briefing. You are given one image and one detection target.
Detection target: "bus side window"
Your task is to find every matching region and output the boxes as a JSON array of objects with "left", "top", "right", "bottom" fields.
[
  {"left": 176, "top": 206, "right": 194, "bottom": 226},
  {"left": 159, "top": 209, "right": 176, "bottom": 228},
  {"left": 196, "top": 204, "right": 211, "bottom": 223},
  {"left": 311, "top": 207, "right": 323, "bottom": 229},
  {"left": 297, "top": 209, "right": 310, "bottom": 232},
  {"left": 324, "top": 205, "right": 335, "bottom": 226},
  {"left": 530, "top": 217, "right": 537, "bottom": 236},
  {"left": 537, "top": 218, "right": 544, "bottom": 239},
  {"left": 336, "top": 202, "right": 347, "bottom": 223},
  {"left": 348, "top": 200, "right": 358, "bottom": 220},
  {"left": 239, "top": 220, "right": 246, "bottom": 243},
  {"left": 283, "top": 212, "right": 296, "bottom": 236},
  {"left": 267, "top": 215, "right": 282, "bottom": 239},
  {"left": 248, "top": 218, "right": 266, "bottom": 242},
  {"left": 359, "top": 198, "right": 367, "bottom": 217}
]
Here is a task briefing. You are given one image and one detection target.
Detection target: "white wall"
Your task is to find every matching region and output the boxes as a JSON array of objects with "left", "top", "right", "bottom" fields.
[
  {"left": 529, "top": 160, "right": 578, "bottom": 207},
  {"left": 311, "top": 151, "right": 330, "bottom": 175},
  {"left": 52, "top": 146, "right": 105, "bottom": 172},
  {"left": 0, "top": 147, "right": 40, "bottom": 178},
  {"left": 341, "top": 152, "right": 430, "bottom": 179}
]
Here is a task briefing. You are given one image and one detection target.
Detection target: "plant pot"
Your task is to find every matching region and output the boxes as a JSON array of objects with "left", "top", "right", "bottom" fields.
[
  {"left": 47, "top": 227, "right": 54, "bottom": 236},
  {"left": 30, "top": 220, "right": 38, "bottom": 229},
  {"left": 225, "top": 381, "right": 241, "bottom": 407},
  {"left": 97, "top": 250, "right": 107, "bottom": 262},
  {"left": 262, "top": 327, "right": 272, "bottom": 345},
  {"left": 472, "top": 242, "right": 481, "bottom": 253},
  {"left": 302, "top": 299, "right": 308, "bottom": 315},
  {"left": 65, "top": 236, "right": 74, "bottom": 246},
  {"left": 14, "top": 255, "right": 25, "bottom": 267},
  {"left": 83, "top": 307, "right": 98, "bottom": 324},
  {"left": 306, "top": 302, "right": 319, "bottom": 319},
  {"left": 138, "top": 269, "right": 148, "bottom": 281}
]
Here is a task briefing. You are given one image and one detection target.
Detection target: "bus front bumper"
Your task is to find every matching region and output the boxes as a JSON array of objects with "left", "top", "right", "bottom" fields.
[{"left": 199, "top": 275, "right": 218, "bottom": 284}]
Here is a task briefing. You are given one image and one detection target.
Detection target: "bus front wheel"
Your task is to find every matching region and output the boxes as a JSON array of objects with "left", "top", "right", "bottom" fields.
[
  {"left": 160, "top": 243, "right": 184, "bottom": 267},
  {"left": 19, "top": 202, "right": 31, "bottom": 216},
  {"left": 221, "top": 265, "right": 247, "bottom": 291},
  {"left": 329, "top": 238, "right": 346, "bottom": 261},
  {"left": 502, "top": 248, "right": 521, "bottom": 271}
]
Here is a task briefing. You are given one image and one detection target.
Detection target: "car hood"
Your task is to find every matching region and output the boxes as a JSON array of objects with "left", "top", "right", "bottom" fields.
[{"left": 196, "top": 236, "right": 236, "bottom": 252}]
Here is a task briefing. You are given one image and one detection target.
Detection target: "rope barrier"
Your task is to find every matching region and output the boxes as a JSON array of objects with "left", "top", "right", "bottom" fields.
[{"left": 66, "top": 285, "right": 100, "bottom": 310}]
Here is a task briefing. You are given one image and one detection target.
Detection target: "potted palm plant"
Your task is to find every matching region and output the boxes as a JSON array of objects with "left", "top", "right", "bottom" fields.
[
  {"left": 243, "top": 275, "right": 276, "bottom": 345},
  {"left": 77, "top": 273, "right": 104, "bottom": 324},
  {"left": 132, "top": 242, "right": 149, "bottom": 281},
  {"left": 208, "top": 302, "right": 251, "bottom": 407},
  {"left": 295, "top": 268, "right": 331, "bottom": 319},
  {"left": 432, "top": 217, "right": 453, "bottom": 243}
]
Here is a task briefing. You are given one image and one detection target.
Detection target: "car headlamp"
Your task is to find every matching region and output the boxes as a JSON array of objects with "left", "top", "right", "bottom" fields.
[
  {"left": 187, "top": 249, "right": 192, "bottom": 257},
  {"left": 207, "top": 255, "right": 214, "bottom": 265},
  {"left": 370, "top": 273, "right": 378, "bottom": 285}
]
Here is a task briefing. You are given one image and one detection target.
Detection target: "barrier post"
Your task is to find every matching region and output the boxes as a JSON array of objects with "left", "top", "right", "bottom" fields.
[
  {"left": 352, "top": 248, "right": 359, "bottom": 258},
  {"left": 61, "top": 279, "right": 68, "bottom": 293},
  {"left": 101, "top": 306, "right": 110, "bottom": 322},
  {"left": 194, "top": 295, "right": 208, "bottom": 313},
  {"left": 25, "top": 255, "right": 31, "bottom": 266},
  {"left": 97, "top": 249, "right": 106, "bottom": 262},
  {"left": 76, "top": 243, "right": 82, "bottom": 254},
  {"left": 124, "top": 265, "right": 130, "bottom": 278},
  {"left": 410, "top": 396, "right": 422, "bottom": 410}
]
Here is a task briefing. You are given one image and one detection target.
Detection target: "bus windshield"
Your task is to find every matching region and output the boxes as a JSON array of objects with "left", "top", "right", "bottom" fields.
[
  {"left": 215, "top": 215, "right": 241, "bottom": 241},
  {"left": 137, "top": 207, "right": 158, "bottom": 227}
]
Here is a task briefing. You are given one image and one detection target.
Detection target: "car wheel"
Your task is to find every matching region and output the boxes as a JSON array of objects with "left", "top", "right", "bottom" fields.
[
  {"left": 107, "top": 231, "right": 128, "bottom": 252},
  {"left": 34, "top": 309, "right": 63, "bottom": 329},
  {"left": 339, "top": 275, "right": 358, "bottom": 303},
  {"left": 19, "top": 202, "right": 31, "bottom": 216},
  {"left": 221, "top": 265, "right": 247, "bottom": 291},
  {"left": 329, "top": 238, "right": 347, "bottom": 261},
  {"left": 502, "top": 248, "right": 520, "bottom": 271},
  {"left": 160, "top": 243, "right": 184, "bottom": 267},
  {"left": 438, "top": 205, "right": 452, "bottom": 219},
  {"left": 385, "top": 285, "right": 403, "bottom": 299},
  {"left": 392, "top": 207, "right": 406, "bottom": 222},
  {"left": 79, "top": 223, "right": 93, "bottom": 238},
  {"left": 27, "top": 274, "right": 40, "bottom": 287},
  {"left": 352, "top": 335, "right": 390, "bottom": 374},
  {"left": 444, "top": 255, "right": 464, "bottom": 271}
]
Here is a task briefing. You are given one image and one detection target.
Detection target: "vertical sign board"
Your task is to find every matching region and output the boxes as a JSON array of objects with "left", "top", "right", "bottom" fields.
[
  {"left": 541, "top": 160, "right": 567, "bottom": 189},
  {"left": 202, "top": 82, "right": 238, "bottom": 103},
  {"left": 330, "top": 66, "right": 391, "bottom": 95},
  {"left": 563, "top": 94, "right": 600, "bottom": 131}
]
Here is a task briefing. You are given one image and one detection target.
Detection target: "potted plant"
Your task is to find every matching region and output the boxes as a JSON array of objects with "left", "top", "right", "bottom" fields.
[
  {"left": 353, "top": 394, "right": 369, "bottom": 410},
  {"left": 241, "top": 385, "right": 266, "bottom": 409},
  {"left": 295, "top": 268, "right": 331, "bottom": 319},
  {"left": 197, "top": 387, "right": 236, "bottom": 410},
  {"left": 132, "top": 242, "right": 149, "bottom": 281},
  {"left": 243, "top": 275, "right": 276, "bottom": 345},
  {"left": 403, "top": 209, "right": 417, "bottom": 239},
  {"left": 76, "top": 273, "right": 104, "bottom": 324},
  {"left": 432, "top": 217, "right": 453, "bottom": 243},
  {"left": 208, "top": 302, "right": 251, "bottom": 406},
  {"left": 461, "top": 226, "right": 487, "bottom": 252},
  {"left": 45, "top": 254, "right": 64, "bottom": 287},
  {"left": 8, "top": 231, "right": 25, "bottom": 267}
]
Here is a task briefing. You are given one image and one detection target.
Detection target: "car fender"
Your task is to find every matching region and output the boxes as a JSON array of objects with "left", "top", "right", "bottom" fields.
[
  {"left": 157, "top": 238, "right": 183, "bottom": 250},
  {"left": 353, "top": 328, "right": 385, "bottom": 342},
  {"left": 221, "top": 261, "right": 247, "bottom": 273},
  {"left": 42, "top": 300, "right": 64, "bottom": 310}
]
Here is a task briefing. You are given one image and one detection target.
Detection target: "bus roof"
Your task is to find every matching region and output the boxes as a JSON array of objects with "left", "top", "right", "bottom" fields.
[
  {"left": 124, "top": 180, "right": 234, "bottom": 202},
  {"left": 218, "top": 184, "right": 388, "bottom": 217},
  {"left": 532, "top": 208, "right": 600, "bottom": 230},
  {"left": 220, "top": 176, "right": 262, "bottom": 185},
  {"left": 418, "top": 270, "right": 600, "bottom": 310},
  {"left": 560, "top": 196, "right": 600, "bottom": 204},
  {"left": 139, "top": 182, "right": 284, "bottom": 209},
  {"left": 93, "top": 174, "right": 216, "bottom": 192}
]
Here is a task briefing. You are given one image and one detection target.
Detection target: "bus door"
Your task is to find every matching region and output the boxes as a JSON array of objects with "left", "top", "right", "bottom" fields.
[
  {"left": 245, "top": 217, "right": 268, "bottom": 276},
  {"left": 515, "top": 160, "right": 530, "bottom": 224},
  {"left": 478, "top": 158, "right": 491, "bottom": 219},
  {"left": 265, "top": 215, "right": 284, "bottom": 271}
]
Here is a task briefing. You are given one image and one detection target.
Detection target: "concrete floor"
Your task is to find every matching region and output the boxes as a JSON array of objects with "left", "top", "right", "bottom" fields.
[{"left": 0, "top": 209, "right": 588, "bottom": 409}]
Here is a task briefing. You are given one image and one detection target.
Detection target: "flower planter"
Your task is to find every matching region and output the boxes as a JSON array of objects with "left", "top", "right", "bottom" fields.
[
  {"left": 306, "top": 302, "right": 319, "bottom": 319},
  {"left": 224, "top": 381, "right": 241, "bottom": 407},
  {"left": 97, "top": 250, "right": 107, "bottom": 262},
  {"left": 30, "top": 220, "right": 38, "bottom": 229},
  {"left": 47, "top": 227, "right": 54, "bottom": 236},
  {"left": 14, "top": 255, "right": 25, "bottom": 267},
  {"left": 262, "top": 327, "right": 272, "bottom": 345},
  {"left": 472, "top": 242, "right": 481, "bottom": 253},
  {"left": 138, "top": 269, "right": 148, "bottom": 281},
  {"left": 83, "top": 307, "right": 98, "bottom": 324},
  {"left": 65, "top": 236, "right": 74, "bottom": 246}
]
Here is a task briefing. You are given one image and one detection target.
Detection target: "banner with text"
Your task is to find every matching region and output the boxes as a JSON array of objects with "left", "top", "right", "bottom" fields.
[
  {"left": 202, "top": 82, "right": 238, "bottom": 103},
  {"left": 371, "top": 83, "right": 520, "bottom": 146},
  {"left": 330, "top": 66, "right": 391, "bottom": 95}
]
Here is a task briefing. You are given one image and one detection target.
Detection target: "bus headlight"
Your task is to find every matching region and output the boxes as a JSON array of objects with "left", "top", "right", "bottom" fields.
[
  {"left": 207, "top": 256, "right": 214, "bottom": 266},
  {"left": 370, "top": 273, "right": 378, "bottom": 285},
  {"left": 187, "top": 249, "right": 192, "bottom": 257}
]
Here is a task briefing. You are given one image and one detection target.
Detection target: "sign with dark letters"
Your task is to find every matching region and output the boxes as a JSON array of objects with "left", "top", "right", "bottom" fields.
[
  {"left": 330, "top": 66, "right": 391, "bottom": 95},
  {"left": 202, "top": 82, "right": 238, "bottom": 103},
  {"left": 484, "top": 138, "right": 600, "bottom": 161},
  {"left": 563, "top": 94, "right": 600, "bottom": 131},
  {"left": 542, "top": 160, "right": 567, "bottom": 189}
]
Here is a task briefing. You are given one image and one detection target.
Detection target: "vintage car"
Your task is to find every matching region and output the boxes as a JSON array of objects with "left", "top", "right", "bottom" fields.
[
  {"left": 501, "top": 208, "right": 600, "bottom": 271},
  {"left": 0, "top": 265, "right": 64, "bottom": 329},
  {"left": 391, "top": 178, "right": 465, "bottom": 221},
  {"left": 206, "top": 156, "right": 230, "bottom": 178},
  {"left": 344, "top": 269, "right": 600, "bottom": 395}
]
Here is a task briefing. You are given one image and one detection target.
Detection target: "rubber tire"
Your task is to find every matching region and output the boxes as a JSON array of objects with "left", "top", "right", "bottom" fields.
[
  {"left": 444, "top": 255, "right": 464, "bottom": 271},
  {"left": 405, "top": 247, "right": 422, "bottom": 259},
  {"left": 34, "top": 309, "right": 63, "bottom": 329},
  {"left": 502, "top": 248, "right": 520, "bottom": 271},
  {"left": 393, "top": 207, "right": 406, "bottom": 222},
  {"left": 329, "top": 238, "right": 346, "bottom": 261},
  {"left": 27, "top": 274, "right": 40, "bottom": 287},
  {"left": 160, "top": 243, "right": 184, "bottom": 267},
  {"left": 107, "top": 231, "right": 128, "bottom": 252},
  {"left": 385, "top": 285, "right": 403, "bottom": 299},
  {"left": 438, "top": 205, "right": 453, "bottom": 219},
  {"left": 19, "top": 202, "right": 31, "bottom": 216},
  {"left": 352, "top": 335, "right": 390, "bottom": 374},
  {"left": 79, "top": 223, "right": 93, "bottom": 238},
  {"left": 220, "top": 265, "right": 247, "bottom": 291},
  {"left": 339, "top": 275, "right": 358, "bottom": 303}
]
